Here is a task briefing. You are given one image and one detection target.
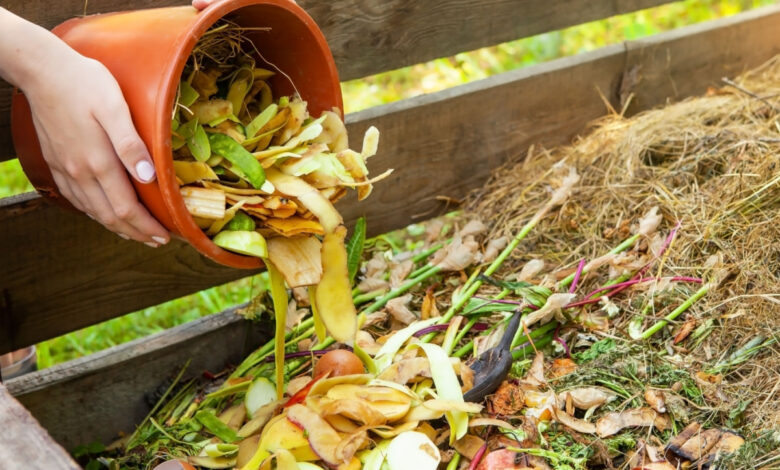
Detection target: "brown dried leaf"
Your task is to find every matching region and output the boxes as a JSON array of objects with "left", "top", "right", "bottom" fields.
[
  {"left": 364, "top": 253, "right": 388, "bottom": 278},
  {"left": 596, "top": 408, "right": 670, "bottom": 438},
  {"left": 357, "top": 277, "right": 389, "bottom": 293},
  {"left": 285, "top": 300, "right": 308, "bottom": 332},
  {"left": 457, "top": 219, "right": 488, "bottom": 238},
  {"left": 389, "top": 259, "right": 414, "bottom": 288},
  {"left": 424, "top": 219, "right": 445, "bottom": 244},
  {"left": 701, "top": 432, "right": 745, "bottom": 465},
  {"left": 520, "top": 352, "right": 546, "bottom": 388},
  {"left": 636, "top": 206, "right": 663, "bottom": 237},
  {"left": 460, "top": 364, "right": 475, "bottom": 394},
  {"left": 675, "top": 428, "right": 723, "bottom": 461},
  {"left": 421, "top": 286, "right": 440, "bottom": 319},
  {"left": 481, "top": 236, "right": 509, "bottom": 264},
  {"left": 522, "top": 293, "right": 576, "bottom": 328},
  {"left": 385, "top": 295, "right": 417, "bottom": 325},
  {"left": 292, "top": 287, "right": 310, "bottom": 307},
  {"left": 431, "top": 235, "right": 480, "bottom": 272},
  {"left": 673, "top": 317, "right": 697, "bottom": 344},
  {"left": 453, "top": 434, "right": 485, "bottom": 460},
  {"left": 558, "top": 387, "right": 616, "bottom": 410},
  {"left": 553, "top": 407, "right": 596, "bottom": 434},
  {"left": 361, "top": 311, "right": 388, "bottom": 329},
  {"left": 645, "top": 389, "right": 667, "bottom": 413},
  {"left": 516, "top": 259, "right": 545, "bottom": 282}
]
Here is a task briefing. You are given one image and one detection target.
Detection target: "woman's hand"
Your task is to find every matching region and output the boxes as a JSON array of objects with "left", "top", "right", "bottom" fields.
[
  {"left": 0, "top": 1, "right": 221, "bottom": 245},
  {"left": 0, "top": 8, "right": 171, "bottom": 246},
  {"left": 192, "top": 0, "right": 221, "bottom": 9}
]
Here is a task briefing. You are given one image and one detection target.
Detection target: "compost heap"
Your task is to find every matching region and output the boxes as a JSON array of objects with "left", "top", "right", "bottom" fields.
[
  {"left": 170, "top": 20, "right": 388, "bottom": 398},
  {"left": 90, "top": 57, "right": 780, "bottom": 470}
]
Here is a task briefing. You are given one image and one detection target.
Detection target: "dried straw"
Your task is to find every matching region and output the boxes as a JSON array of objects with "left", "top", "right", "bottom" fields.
[{"left": 466, "top": 56, "right": 780, "bottom": 430}]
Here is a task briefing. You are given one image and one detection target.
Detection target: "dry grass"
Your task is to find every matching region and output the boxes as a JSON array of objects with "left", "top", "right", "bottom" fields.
[{"left": 466, "top": 56, "right": 780, "bottom": 431}]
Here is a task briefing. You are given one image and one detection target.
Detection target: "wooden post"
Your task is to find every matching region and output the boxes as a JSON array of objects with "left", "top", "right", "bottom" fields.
[{"left": 0, "top": 383, "right": 80, "bottom": 469}]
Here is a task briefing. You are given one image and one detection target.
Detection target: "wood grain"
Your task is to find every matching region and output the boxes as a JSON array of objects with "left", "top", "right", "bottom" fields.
[
  {"left": 0, "top": 0, "right": 677, "bottom": 160},
  {"left": 0, "top": 382, "right": 80, "bottom": 469},
  {"left": 7, "top": 305, "right": 272, "bottom": 450},
  {"left": 1, "top": 6, "right": 779, "bottom": 354}
]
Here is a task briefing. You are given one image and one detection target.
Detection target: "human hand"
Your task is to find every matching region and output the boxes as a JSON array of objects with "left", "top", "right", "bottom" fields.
[
  {"left": 192, "top": 0, "right": 221, "bottom": 10},
  {"left": 0, "top": 9, "right": 169, "bottom": 246}
]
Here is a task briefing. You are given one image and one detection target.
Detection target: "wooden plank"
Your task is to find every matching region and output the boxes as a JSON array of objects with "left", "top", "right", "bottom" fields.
[
  {"left": 1, "top": 5, "right": 780, "bottom": 354},
  {"left": 0, "top": 0, "right": 678, "bottom": 160},
  {"left": 7, "top": 305, "right": 272, "bottom": 450},
  {"left": 0, "top": 382, "right": 80, "bottom": 469}
]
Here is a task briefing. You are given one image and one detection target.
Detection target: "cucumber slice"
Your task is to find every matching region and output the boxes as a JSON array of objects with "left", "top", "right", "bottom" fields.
[
  {"left": 225, "top": 211, "right": 256, "bottom": 231},
  {"left": 213, "top": 230, "right": 268, "bottom": 258}
]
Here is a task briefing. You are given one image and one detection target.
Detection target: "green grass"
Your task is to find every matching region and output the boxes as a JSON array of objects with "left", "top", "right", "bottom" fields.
[{"left": 0, "top": 0, "right": 772, "bottom": 367}]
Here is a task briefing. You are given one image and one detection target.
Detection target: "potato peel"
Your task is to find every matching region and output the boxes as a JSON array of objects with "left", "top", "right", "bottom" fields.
[{"left": 315, "top": 226, "right": 357, "bottom": 344}]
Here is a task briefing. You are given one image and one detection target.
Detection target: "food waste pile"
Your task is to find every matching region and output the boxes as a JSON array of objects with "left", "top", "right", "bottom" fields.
[{"left": 83, "top": 28, "right": 779, "bottom": 470}]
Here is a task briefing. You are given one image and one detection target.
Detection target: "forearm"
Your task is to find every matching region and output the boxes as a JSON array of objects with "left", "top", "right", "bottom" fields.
[{"left": 0, "top": 8, "right": 70, "bottom": 91}]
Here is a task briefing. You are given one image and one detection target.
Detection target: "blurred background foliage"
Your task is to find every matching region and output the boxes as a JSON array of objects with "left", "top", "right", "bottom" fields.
[{"left": 1, "top": 0, "right": 772, "bottom": 367}]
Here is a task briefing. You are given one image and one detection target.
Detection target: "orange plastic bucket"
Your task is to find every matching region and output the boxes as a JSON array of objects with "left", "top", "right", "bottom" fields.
[{"left": 11, "top": 0, "right": 343, "bottom": 269}]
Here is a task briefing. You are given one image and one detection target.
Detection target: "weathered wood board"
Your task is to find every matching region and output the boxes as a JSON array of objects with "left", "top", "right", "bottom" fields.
[
  {"left": 0, "top": 0, "right": 676, "bottom": 159},
  {"left": 0, "top": 382, "right": 80, "bottom": 469},
  {"left": 1, "top": 5, "right": 779, "bottom": 355},
  {"left": 7, "top": 305, "right": 272, "bottom": 450}
]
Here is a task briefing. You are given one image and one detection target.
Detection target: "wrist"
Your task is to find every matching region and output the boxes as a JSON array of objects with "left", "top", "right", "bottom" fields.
[{"left": 0, "top": 8, "right": 74, "bottom": 91}]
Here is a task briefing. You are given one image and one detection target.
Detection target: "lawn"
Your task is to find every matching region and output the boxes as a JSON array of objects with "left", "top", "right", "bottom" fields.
[{"left": 1, "top": 0, "right": 773, "bottom": 367}]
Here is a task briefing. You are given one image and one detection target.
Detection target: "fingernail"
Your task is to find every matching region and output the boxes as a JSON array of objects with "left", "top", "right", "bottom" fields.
[
  {"left": 145, "top": 242, "right": 159, "bottom": 248},
  {"left": 87, "top": 214, "right": 95, "bottom": 220},
  {"left": 152, "top": 236, "right": 168, "bottom": 245},
  {"left": 118, "top": 233, "right": 130, "bottom": 240},
  {"left": 136, "top": 160, "right": 156, "bottom": 183}
]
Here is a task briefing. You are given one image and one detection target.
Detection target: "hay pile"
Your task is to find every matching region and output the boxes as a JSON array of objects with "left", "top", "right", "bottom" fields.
[{"left": 468, "top": 56, "right": 780, "bottom": 433}]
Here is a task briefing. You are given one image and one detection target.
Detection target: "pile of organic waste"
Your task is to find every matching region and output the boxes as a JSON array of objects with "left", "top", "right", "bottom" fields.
[
  {"left": 170, "top": 20, "right": 388, "bottom": 399},
  {"left": 83, "top": 56, "right": 780, "bottom": 470}
]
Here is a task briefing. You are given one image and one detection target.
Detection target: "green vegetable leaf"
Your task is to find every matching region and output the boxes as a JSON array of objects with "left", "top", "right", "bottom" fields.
[
  {"left": 177, "top": 118, "right": 199, "bottom": 139},
  {"left": 346, "top": 217, "right": 367, "bottom": 282},
  {"left": 246, "top": 103, "right": 278, "bottom": 138},
  {"left": 225, "top": 211, "right": 256, "bottom": 232},
  {"left": 208, "top": 133, "right": 266, "bottom": 189},
  {"left": 573, "top": 338, "right": 615, "bottom": 363},
  {"left": 187, "top": 123, "right": 211, "bottom": 162},
  {"left": 179, "top": 80, "right": 200, "bottom": 108},
  {"left": 195, "top": 410, "right": 240, "bottom": 443}
]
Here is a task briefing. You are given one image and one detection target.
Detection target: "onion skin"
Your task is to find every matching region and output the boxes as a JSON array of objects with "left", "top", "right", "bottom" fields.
[{"left": 313, "top": 350, "right": 365, "bottom": 378}]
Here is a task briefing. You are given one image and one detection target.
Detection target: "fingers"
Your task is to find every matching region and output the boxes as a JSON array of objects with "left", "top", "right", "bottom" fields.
[
  {"left": 192, "top": 0, "right": 219, "bottom": 10},
  {"left": 77, "top": 177, "right": 148, "bottom": 242},
  {"left": 88, "top": 121, "right": 171, "bottom": 245},
  {"left": 93, "top": 88, "right": 157, "bottom": 185},
  {"left": 95, "top": 161, "right": 170, "bottom": 246}
]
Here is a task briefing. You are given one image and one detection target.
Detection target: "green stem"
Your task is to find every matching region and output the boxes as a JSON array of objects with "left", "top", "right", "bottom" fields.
[
  {"left": 511, "top": 320, "right": 558, "bottom": 349},
  {"left": 427, "top": 215, "right": 541, "bottom": 338},
  {"left": 453, "top": 320, "right": 503, "bottom": 358},
  {"left": 445, "top": 289, "right": 510, "bottom": 354},
  {"left": 639, "top": 284, "right": 710, "bottom": 340},
  {"left": 446, "top": 452, "right": 461, "bottom": 470},
  {"left": 558, "top": 234, "right": 640, "bottom": 289},
  {"left": 354, "top": 289, "right": 384, "bottom": 305},
  {"left": 362, "top": 265, "right": 442, "bottom": 314},
  {"left": 511, "top": 334, "right": 554, "bottom": 360},
  {"left": 285, "top": 337, "right": 337, "bottom": 376}
]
